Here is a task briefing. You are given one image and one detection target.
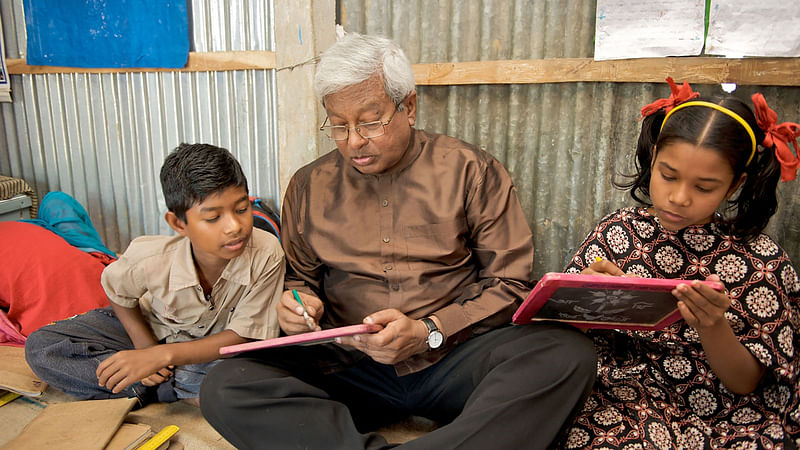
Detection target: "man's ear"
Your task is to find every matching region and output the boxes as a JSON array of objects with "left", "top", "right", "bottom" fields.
[
  {"left": 726, "top": 173, "right": 748, "bottom": 199},
  {"left": 165, "top": 211, "right": 188, "bottom": 236},
  {"left": 403, "top": 91, "right": 417, "bottom": 126}
]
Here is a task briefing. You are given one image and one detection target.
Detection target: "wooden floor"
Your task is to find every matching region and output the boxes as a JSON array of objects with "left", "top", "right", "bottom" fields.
[{"left": 0, "top": 386, "right": 437, "bottom": 448}]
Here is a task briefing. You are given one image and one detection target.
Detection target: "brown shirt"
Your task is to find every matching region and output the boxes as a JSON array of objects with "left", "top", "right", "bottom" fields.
[
  {"left": 102, "top": 229, "right": 285, "bottom": 343},
  {"left": 282, "top": 129, "right": 534, "bottom": 374}
]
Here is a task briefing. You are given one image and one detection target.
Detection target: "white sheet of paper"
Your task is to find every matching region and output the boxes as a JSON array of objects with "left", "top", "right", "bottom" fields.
[
  {"left": 594, "top": 0, "right": 706, "bottom": 61},
  {"left": 706, "top": 0, "right": 800, "bottom": 57}
]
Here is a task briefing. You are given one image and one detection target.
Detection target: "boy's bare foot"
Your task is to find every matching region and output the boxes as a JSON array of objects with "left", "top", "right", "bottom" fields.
[{"left": 181, "top": 397, "right": 200, "bottom": 407}]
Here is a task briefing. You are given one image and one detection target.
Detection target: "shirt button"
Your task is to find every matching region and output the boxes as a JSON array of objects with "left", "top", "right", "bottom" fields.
[
  {"left": 383, "top": 237, "right": 390, "bottom": 243},
  {"left": 391, "top": 284, "right": 400, "bottom": 291},
  {"left": 382, "top": 200, "right": 389, "bottom": 207},
  {"left": 384, "top": 265, "right": 393, "bottom": 271}
]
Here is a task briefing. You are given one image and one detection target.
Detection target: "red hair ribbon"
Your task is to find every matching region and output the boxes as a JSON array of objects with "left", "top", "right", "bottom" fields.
[
  {"left": 752, "top": 93, "right": 800, "bottom": 181},
  {"left": 640, "top": 77, "right": 701, "bottom": 119}
]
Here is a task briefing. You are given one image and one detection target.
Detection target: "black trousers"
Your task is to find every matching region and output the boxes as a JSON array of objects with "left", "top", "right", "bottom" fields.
[{"left": 200, "top": 323, "right": 596, "bottom": 450}]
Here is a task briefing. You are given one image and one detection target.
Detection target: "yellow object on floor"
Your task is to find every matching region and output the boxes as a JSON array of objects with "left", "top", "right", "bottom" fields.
[
  {"left": 137, "top": 425, "right": 179, "bottom": 450},
  {"left": 0, "top": 391, "right": 21, "bottom": 407}
]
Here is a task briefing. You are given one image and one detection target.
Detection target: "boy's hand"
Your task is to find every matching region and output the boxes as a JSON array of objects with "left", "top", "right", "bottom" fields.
[
  {"left": 278, "top": 290, "right": 323, "bottom": 335},
  {"left": 336, "top": 309, "right": 419, "bottom": 365},
  {"left": 673, "top": 274, "right": 730, "bottom": 332},
  {"left": 141, "top": 366, "right": 174, "bottom": 387},
  {"left": 97, "top": 346, "right": 171, "bottom": 394}
]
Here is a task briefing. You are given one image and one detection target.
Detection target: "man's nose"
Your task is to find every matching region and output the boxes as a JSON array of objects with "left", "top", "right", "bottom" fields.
[{"left": 347, "top": 127, "right": 369, "bottom": 149}]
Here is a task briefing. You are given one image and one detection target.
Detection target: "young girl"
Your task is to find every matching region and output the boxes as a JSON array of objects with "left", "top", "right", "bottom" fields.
[{"left": 561, "top": 78, "right": 800, "bottom": 449}]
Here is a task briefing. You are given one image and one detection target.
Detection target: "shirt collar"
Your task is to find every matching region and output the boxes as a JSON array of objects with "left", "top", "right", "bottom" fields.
[
  {"left": 168, "top": 235, "right": 253, "bottom": 291},
  {"left": 388, "top": 128, "right": 424, "bottom": 175}
]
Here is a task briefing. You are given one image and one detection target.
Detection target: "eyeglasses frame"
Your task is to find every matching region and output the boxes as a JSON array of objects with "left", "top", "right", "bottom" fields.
[{"left": 319, "top": 103, "right": 402, "bottom": 141}]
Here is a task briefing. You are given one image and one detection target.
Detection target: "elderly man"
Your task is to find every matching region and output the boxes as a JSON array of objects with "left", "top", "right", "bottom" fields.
[{"left": 200, "top": 32, "right": 596, "bottom": 449}]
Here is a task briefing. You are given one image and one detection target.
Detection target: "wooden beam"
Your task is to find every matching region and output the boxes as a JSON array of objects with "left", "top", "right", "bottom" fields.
[
  {"left": 7, "top": 51, "right": 797, "bottom": 86},
  {"left": 413, "top": 57, "right": 800, "bottom": 86},
  {"left": 6, "top": 50, "right": 276, "bottom": 74}
]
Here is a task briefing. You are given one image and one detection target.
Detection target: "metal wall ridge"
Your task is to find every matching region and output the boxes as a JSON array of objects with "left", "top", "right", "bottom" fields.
[
  {"left": 340, "top": 0, "right": 800, "bottom": 277},
  {"left": 0, "top": 0, "right": 279, "bottom": 253}
]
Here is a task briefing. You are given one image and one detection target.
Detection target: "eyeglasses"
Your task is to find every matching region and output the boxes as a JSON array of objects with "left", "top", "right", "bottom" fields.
[{"left": 319, "top": 105, "right": 401, "bottom": 141}]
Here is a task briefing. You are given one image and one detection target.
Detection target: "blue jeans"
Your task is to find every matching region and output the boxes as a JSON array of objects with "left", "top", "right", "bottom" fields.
[{"left": 24, "top": 306, "right": 217, "bottom": 402}]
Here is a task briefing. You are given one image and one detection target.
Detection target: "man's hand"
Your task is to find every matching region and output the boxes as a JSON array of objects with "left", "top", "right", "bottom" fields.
[
  {"left": 581, "top": 259, "right": 625, "bottom": 277},
  {"left": 337, "top": 309, "right": 429, "bottom": 365},
  {"left": 277, "top": 290, "right": 323, "bottom": 335},
  {"left": 673, "top": 274, "right": 731, "bottom": 333},
  {"left": 96, "top": 346, "right": 172, "bottom": 394}
]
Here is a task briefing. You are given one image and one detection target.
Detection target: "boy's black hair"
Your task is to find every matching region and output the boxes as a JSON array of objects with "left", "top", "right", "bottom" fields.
[
  {"left": 160, "top": 143, "right": 249, "bottom": 222},
  {"left": 616, "top": 95, "right": 781, "bottom": 243}
]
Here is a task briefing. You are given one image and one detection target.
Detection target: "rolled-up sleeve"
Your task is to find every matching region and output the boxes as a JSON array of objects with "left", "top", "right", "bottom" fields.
[{"left": 101, "top": 251, "right": 145, "bottom": 309}]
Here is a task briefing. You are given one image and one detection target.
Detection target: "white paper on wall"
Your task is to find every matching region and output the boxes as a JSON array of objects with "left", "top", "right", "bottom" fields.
[
  {"left": 594, "top": 0, "right": 706, "bottom": 61},
  {"left": 706, "top": 0, "right": 800, "bottom": 57}
]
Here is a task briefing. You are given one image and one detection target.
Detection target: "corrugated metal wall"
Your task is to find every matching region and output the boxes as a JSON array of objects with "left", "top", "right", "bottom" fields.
[
  {"left": 0, "top": 1, "right": 797, "bottom": 277},
  {"left": 0, "top": 0, "right": 279, "bottom": 254},
  {"left": 340, "top": 0, "right": 800, "bottom": 278}
]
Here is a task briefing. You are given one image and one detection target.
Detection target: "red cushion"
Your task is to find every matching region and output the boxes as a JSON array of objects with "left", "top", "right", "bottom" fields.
[{"left": 0, "top": 222, "right": 110, "bottom": 340}]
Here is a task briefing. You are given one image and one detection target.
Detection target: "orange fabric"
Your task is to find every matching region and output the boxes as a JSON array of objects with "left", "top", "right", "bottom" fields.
[
  {"left": 0, "top": 222, "right": 110, "bottom": 342},
  {"left": 640, "top": 77, "right": 701, "bottom": 119},
  {"left": 751, "top": 93, "right": 800, "bottom": 181}
]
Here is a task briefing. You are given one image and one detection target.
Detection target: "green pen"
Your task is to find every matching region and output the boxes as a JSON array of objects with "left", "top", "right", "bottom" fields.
[{"left": 292, "top": 289, "right": 316, "bottom": 330}]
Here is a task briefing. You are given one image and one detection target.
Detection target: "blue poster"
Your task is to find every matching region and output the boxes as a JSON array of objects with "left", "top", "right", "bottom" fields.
[{"left": 24, "top": 0, "right": 189, "bottom": 68}]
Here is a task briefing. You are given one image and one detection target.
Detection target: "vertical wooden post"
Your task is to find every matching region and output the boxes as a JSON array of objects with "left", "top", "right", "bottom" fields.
[{"left": 274, "top": 0, "right": 336, "bottom": 201}]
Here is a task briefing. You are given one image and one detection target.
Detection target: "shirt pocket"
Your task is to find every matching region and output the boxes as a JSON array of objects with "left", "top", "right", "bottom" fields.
[{"left": 404, "top": 217, "right": 469, "bottom": 270}]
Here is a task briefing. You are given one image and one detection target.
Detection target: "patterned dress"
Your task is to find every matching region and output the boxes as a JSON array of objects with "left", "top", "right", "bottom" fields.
[{"left": 561, "top": 207, "right": 800, "bottom": 449}]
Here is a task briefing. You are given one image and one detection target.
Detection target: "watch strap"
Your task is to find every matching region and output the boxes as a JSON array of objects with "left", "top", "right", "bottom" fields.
[{"left": 421, "top": 317, "right": 438, "bottom": 333}]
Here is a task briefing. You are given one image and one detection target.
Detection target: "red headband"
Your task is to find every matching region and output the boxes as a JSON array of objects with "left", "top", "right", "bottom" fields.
[
  {"left": 640, "top": 77, "right": 700, "bottom": 119},
  {"left": 751, "top": 93, "right": 800, "bottom": 182}
]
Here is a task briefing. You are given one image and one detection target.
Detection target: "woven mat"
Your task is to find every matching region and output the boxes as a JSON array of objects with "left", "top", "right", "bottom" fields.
[{"left": 0, "top": 176, "right": 38, "bottom": 218}]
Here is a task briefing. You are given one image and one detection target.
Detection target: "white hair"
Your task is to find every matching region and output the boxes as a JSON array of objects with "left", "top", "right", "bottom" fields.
[{"left": 314, "top": 32, "right": 416, "bottom": 105}]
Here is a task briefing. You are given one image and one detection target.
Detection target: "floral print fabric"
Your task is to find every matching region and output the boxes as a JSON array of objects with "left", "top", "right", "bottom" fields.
[{"left": 561, "top": 207, "right": 800, "bottom": 449}]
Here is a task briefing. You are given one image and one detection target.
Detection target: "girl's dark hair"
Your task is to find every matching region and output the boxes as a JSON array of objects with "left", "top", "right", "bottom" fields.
[
  {"left": 616, "top": 95, "right": 781, "bottom": 242},
  {"left": 160, "top": 143, "right": 249, "bottom": 222}
]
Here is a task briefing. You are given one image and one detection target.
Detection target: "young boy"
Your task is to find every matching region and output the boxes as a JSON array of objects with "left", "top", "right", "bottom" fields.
[{"left": 24, "top": 143, "right": 285, "bottom": 407}]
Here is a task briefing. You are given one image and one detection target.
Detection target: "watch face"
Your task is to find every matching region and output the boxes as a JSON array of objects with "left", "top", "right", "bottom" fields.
[{"left": 428, "top": 331, "right": 444, "bottom": 349}]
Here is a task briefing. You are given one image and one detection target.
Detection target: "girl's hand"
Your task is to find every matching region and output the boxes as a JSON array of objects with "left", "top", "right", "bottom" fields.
[
  {"left": 581, "top": 259, "right": 625, "bottom": 277},
  {"left": 673, "top": 274, "right": 730, "bottom": 332}
]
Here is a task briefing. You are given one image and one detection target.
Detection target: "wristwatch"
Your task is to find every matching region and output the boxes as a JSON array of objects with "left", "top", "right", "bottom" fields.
[{"left": 421, "top": 317, "right": 444, "bottom": 350}]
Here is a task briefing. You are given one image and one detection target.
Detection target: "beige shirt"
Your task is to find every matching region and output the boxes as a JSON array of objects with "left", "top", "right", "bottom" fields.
[
  {"left": 282, "top": 129, "right": 534, "bottom": 374},
  {"left": 101, "top": 228, "right": 285, "bottom": 343}
]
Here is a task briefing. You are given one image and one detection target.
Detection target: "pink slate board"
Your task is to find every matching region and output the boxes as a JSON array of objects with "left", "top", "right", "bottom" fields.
[
  {"left": 220, "top": 323, "right": 383, "bottom": 355},
  {"left": 512, "top": 273, "right": 724, "bottom": 331}
]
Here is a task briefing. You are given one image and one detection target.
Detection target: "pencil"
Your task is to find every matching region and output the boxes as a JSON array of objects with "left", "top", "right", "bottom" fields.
[{"left": 292, "top": 289, "right": 316, "bottom": 330}]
